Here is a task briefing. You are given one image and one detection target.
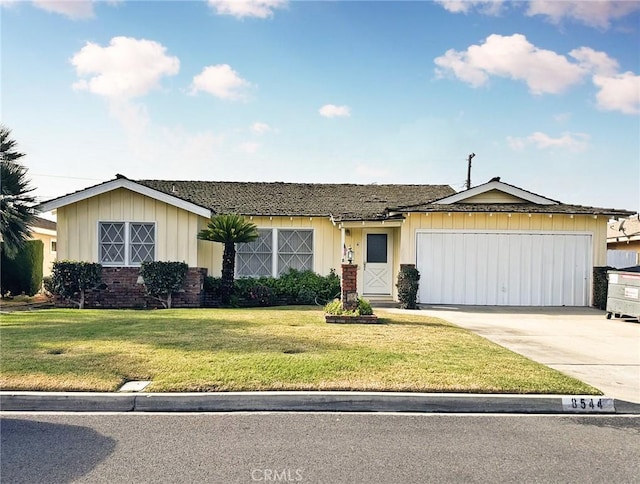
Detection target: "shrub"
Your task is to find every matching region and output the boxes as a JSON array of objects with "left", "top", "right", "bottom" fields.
[
  {"left": 47, "top": 260, "right": 102, "bottom": 309},
  {"left": 324, "top": 297, "right": 373, "bottom": 316},
  {"left": 0, "top": 239, "right": 43, "bottom": 296},
  {"left": 139, "top": 261, "right": 189, "bottom": 309},
  {"left": 204, "top": 269, "right": 341, "bottom": 307},
  {"left": 397, "top": 265, "right": 420, "bottom": 309},
  {"left": 593, "top": 266, "right": 615, "bottom": 310}
]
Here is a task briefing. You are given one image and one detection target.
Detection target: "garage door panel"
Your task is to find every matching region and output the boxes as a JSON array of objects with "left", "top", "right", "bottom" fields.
[{"left": 416, "top": 232, "right": 591, "bottom": 306}]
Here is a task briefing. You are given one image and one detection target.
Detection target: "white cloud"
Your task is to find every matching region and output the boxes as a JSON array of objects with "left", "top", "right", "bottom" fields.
[
  {"left": 434, "top": 33, "right": 586, "bottom": 94},
  {"left": 569, "top": 47, "right": 619, "bottom": 76},
  {"left": 190, "top": 64, "right": 252, "bottom": 101},
  {"left": 319, "top": 104, "right": 351, "bottom": 118},
  {"left": 32, "top": 0, "right": 94, "bottom": 19},
  {"left": 207, "top": 0, "right": 287, "bottom": 19},
  {"left": 71, "top": 37, "right": 180, "bottom": 99},
  {"left": 507, "top": 131, "right": 590, "bottom": 152},
  {"left": 593, "top": 72, "right": 640, "bottom": 115},
  {"left": 251, "top": 122, "right": 271, "bottom": 134},
  {"left": 526, "top": 0, "right": 640, "bottom": 29},
  {"left": 355, "top": 164, "right": 391, "bottom": 179},
  {"left": 435, "top": 0, "right": 505, "bottom": 15}
]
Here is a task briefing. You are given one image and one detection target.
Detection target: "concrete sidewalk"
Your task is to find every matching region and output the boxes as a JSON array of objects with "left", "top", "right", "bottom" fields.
[{"left": 391, "top": 306, "right": 640, "bottom": 404}]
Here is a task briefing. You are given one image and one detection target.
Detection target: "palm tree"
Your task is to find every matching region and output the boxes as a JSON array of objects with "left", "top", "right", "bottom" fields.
[
  {"left": 0, "top": 126, "right": 37, "bottom": 259},
  {"left": 197, "top": 213, "right": 259, "bottom": 305}
]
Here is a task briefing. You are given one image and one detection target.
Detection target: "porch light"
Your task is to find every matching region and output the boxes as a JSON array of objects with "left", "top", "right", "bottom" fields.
[{"left": 346, "top": 246, "right": 354, "bottom": 264}]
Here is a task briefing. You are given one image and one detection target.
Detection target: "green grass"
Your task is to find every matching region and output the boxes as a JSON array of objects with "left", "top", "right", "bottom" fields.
[{"left": 0, "top": 307, "right": 600, "bottom": 394}]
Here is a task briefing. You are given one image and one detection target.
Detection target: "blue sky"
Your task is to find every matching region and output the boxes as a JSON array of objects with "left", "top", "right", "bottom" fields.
[{"left": 2, "top": 0, "right": 639, "bottom": 215}]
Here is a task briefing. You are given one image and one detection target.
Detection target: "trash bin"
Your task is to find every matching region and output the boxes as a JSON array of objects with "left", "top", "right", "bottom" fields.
[{"left": 606, "top": 268, "right": 640, "bottom": 321}]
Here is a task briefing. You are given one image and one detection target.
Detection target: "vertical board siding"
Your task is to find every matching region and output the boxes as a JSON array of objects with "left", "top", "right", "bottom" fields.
[{"left": 416, "top": 231, "right": 592, "bottom": 306}]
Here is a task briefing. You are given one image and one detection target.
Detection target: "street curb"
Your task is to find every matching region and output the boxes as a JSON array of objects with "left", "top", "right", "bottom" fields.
[{"left": 2, "top": 391, "right": 639, "bottom": 414}]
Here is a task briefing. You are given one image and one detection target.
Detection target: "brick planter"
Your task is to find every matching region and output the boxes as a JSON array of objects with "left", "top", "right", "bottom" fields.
[
  {"left": 52, "top": 267, "right": 207, "bottom": 309},
  {"left": 325, "top": 314, "right": 380, "bottom": 324}
]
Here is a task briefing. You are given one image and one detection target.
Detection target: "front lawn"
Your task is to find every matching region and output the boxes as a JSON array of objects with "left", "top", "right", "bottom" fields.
[{"left": 0, "top": 307, "right": 600, "bottom": 394}]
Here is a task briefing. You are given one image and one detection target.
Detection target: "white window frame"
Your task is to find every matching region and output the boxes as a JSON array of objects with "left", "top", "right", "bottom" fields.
[
  {"left": 236, "top": 228, "right": 314, "bottom": 277},
  {"left": 98, "top": 221, "right": 156, "bottom": 267}
]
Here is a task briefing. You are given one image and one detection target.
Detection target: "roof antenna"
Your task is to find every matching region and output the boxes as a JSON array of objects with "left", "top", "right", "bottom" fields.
[{"left": 465, "top": 153, "right": 476, "bottom": 190}]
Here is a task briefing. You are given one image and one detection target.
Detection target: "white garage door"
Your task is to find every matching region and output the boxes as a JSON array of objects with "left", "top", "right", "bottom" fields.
[{"left": 416, "top": 231, "right": 592, "bottom": 306}]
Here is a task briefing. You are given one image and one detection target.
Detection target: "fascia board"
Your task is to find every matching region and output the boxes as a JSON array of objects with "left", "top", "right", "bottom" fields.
[
  {"left": 433, "top": 181, "right": 558, "bottom": 206},
  {"left": 38, "top": 179, "right": 212, "bottom": 218}
]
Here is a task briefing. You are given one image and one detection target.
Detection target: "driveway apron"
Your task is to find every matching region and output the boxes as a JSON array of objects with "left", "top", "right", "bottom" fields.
[{"left": 382, "top": 306, "right": 640, "bottom": 403}]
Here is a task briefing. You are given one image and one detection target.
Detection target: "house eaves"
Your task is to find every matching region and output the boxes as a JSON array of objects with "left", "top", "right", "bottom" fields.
[
  {"left": 432, "top": 179, "right": 560, "bottom": 205},
  {"left": 38, "top": 175, "right": 212, "bottom": 218}
]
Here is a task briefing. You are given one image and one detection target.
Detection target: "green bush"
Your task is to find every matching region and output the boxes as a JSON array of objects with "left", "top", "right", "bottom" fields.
[
  {"left": 324, "top": 298, "right": 373, "bottom": 316},
  {"left": 203, "top": 269, "right": 340, "bottom": 307},
  {"left": 139, "top": 261, "right": 189, "bottom": 309},
  {"left": 397, "top": 265, "right": 420, "bottom": 309},
  {"left": 593, "top": 266, "right": 615, "bottom": 310},
  {"left": 0, "top": 239, "right": 43, "bottom": 296},
  {"left": 46, "top": 260, "right": 102, "bottom": 309}
]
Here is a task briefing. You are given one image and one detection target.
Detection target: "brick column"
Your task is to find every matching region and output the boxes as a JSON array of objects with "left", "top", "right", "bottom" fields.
[{"left": 341, "top": 263, "right": 358, "bottom": 311}]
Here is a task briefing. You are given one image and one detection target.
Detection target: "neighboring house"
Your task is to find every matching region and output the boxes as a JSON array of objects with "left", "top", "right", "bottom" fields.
[
  {"left": 607, "top": 215, "right": 640, "bottom": 268},
  {"left": 29, "top": 216, "right": 57, "bottom": 277},
  {"left": 38, "top": 174, "right": 635, "bottom": 307}
]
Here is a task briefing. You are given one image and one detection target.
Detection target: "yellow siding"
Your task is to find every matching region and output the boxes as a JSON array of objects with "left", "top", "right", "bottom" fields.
[
  {"left": 463, "top": 189, "right": 527, "bottom": 204},
  {"left": 56, "top": 188, "right": 200, "bottom": 267},
  {"left": 30, "top": 231, "right": 56, "bottom": 277},
  {"left": 401, "top": 212, "right": 608, "bottom": 267}
]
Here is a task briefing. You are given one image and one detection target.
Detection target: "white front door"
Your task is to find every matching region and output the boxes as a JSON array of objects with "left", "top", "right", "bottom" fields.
[{"left": 363, "top": 231, "right": 393, "bottom": 295}]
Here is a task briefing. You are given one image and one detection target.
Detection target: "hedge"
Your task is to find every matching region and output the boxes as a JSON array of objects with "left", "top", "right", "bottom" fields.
[{"left": 0, "top": 239, "right": 44, "bottom": 296}]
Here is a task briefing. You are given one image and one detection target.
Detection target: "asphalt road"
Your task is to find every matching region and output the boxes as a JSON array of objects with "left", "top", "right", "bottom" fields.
[{"left": 2, "top": 413, "right": 639, "bottom": 483}]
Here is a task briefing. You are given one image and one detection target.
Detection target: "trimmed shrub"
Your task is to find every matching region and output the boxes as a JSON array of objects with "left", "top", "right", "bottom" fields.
[
  {"left": 397, "top": 264, "right": 420, "bottom": 309},
  {"left": 139, "top": 261, "right": 189, "bottom": 309},
  {"left": 203, "top": 269, "right": 340, "bottom": 307},
  {"left": 593, "top": 266, "right": 615, "bottom": 310},
  {"left": 46, "top": 260, "right": 102, "bottom": 309},
  {"left": 0, "top": 239, "right": 43, "bottom": 296}
]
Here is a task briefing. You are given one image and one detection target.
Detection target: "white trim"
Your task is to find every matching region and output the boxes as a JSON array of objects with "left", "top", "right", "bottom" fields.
[
  {"left": 39, "top": 178, "right": 212, "bottom": 218},
  {"left": 97, "top": 220, "right": 157, "bottom": 267},
  {"left": 415, "top": 228, "right": 594, "bottom": 236},
  {"left": 433, "top": 180, "right": 558, "bottom": 206}
]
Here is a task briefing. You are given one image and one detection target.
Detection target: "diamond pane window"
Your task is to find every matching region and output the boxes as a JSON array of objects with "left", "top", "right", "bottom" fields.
[
  {"left": 278, "top": 230, "right": 313, "bottom": 275},
  {"left": 99, "top": 222, "right": 125, "bottom": 265},
  {"left": 237, "top": 229, "right": 273, "bottom": 277},
  {"left": 130, "top": 223, "right": 155, "bottom": 264}
]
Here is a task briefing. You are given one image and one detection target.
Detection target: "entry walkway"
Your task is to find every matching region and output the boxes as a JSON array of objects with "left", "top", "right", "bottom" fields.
[{"left": 381, "top": 306, "right": 640, "bottom": 403}]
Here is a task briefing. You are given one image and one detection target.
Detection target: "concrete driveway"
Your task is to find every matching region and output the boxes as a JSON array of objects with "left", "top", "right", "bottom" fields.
[{"left": 382, "top": 306, "right": 640, "bottom": 403}]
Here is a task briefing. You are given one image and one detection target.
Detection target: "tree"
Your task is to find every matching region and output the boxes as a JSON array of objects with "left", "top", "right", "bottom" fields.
[
  {"left": 45, "top": 261, "right": 102, "bottom": 309},
  {"left": 197, "top": 214, "right": 259, "bottom": 305},
  {"left": 139, "top": 261, "right": 188, "bottom": 309},
  {"left": 0, "top": 126, "right": 38, "bottom": 259}
]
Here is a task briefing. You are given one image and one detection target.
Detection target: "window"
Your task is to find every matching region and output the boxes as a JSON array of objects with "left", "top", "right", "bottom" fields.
[
  {"left": 99, "top": 222, "right": 155, "bottom": 266},
  {"left": 237, "top": 229, "right": 273, "bottom": 277},
  {"left": 278, "top": 229, "right": 313, "bottom": 275},
  {"left": 51, "top": 240, "right": 57, "bottom": 253},
  {"left": 237, "top": 229, "right": 313, "bottom": 277}
]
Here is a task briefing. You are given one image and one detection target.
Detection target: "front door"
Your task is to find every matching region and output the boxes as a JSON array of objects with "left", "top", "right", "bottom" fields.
[{"left": 363, "top": 231, "right": 393, "bottom": 295}]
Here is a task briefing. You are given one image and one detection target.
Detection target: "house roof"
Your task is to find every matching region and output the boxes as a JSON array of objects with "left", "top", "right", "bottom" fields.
[
  {"left": 394, "top": 179, "right": 635, "bottom": 217},
  {"left": 608, "top": 215, "right": 640, "bottom": 242},
  {"left": 136, "top": 179, "right": 456, "bottom": 221},
  {"left": 31, "top": 216, "right": 57, "bottom": 231},
  {"left": 38, "top": 174, "right": 635, "bottom": 222}
]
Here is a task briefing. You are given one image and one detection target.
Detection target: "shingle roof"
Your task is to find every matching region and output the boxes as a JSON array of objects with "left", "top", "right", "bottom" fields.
[
  {"left": 395, "top": 202, "right": 634, "bottom": 217},
  {"left": 31, "top": 216, "right": 56, "bottom": 231},
  {"left": 608, "top": 215, "right": 640, "bottom": 239},
  {"left": 135, "top": 179, "right": 456, "bottom": 221}
]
